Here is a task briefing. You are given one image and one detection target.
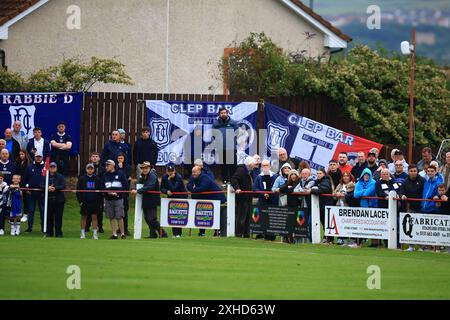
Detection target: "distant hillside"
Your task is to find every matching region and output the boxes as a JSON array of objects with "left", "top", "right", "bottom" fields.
[
  {"left": 338, "top": 22, "right": 450, "bottom": 65},
  {"left": 313, "top": 0, "right": 450, "bottom": 16}
]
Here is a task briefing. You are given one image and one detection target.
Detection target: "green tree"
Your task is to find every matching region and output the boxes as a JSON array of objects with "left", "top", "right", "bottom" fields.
[
  {"left": 0, "top": 56, "right": 133, "bottom": 92},
  {"left": 219, "top": 33, "right": 450, "bottom": 146}
]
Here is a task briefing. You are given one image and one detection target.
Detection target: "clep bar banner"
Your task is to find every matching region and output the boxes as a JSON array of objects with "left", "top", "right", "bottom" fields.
[
  {"left": 264, "top": 103, "right": 382, "bottom": 171},
  {"left": 146, "top": 100, "right": 258, "bottom": 165},
  {"left": 0, "top": 92, "right": 83, "bottom": 155}
]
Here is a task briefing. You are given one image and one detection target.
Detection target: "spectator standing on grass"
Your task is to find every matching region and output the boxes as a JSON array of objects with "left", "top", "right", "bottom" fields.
[
  {"left": 14, "top": 150, "right": 31, "bottom": 223},
  {"left": 77, "top": 163, "right": 103, "bottom": 240},
  {"left": 26, "top": 127, "right": 50, "bottom": 161},
  {"left": 334, "top": 172, "right": 358, "bottom": 247},
  {"left": 337, "top": 152, "right": 353, "bottom": 174},
  {"left": 187, "top": 165, "right": 226, "bottom": 237},
  {"left": 11, "top": 121, "right": 28, "bottom": 150},
  {"left": 6, "top": 174, "right": 22, "bottom": 236},
  {"left": 160, "top": 163, "right": 188, "bottom": 238},
  {"left": 354, "top": 168, "right": 377, "bottom": 208},
  {"left": 193, "top": 158, "right": 215, "bottom": 181},
  {"left": 117, "top": 129, "right": 132, "bottom": 166},
  {"left": 271, "top": 148, "right": 297, "bottom": 174},
  {"left": 23, "top": 152, "right": 44, "bottom": 233},
  {"left": 83, "top": 152, "right": 105, "bottom": 234},
  {"left": 417, "top": 147, "right": 440, "bottom": 171},
  {"left": 279, "top": 170, "right": 301, "bottom": 207},
  {"left": 272, "top": 163, "right": 292, "bottom": 207},
  {"left": 116, "top": 153, "right": 132, "bottom": 236},
  {"left": 253, "top": 159, "right": 278, "bottom": 206},
  {"left": 373, "top": 159, "right": 390, "bottom": 181},
  {"left": 399, "top": 164, "right": 425, "bottom": 213},
  {"left": 103, "top": 159, "right": 128, "bottom": 239},
  {"left": 50, "top": 122, "right": 73, "bottom": 176},
  {"left": 41, "top": 162, "right": 66, "bottom": 238},
  {"left": 0, "top": 172, "right": 9, "bottom": 236},
  {"left": 366, "top": 152, "right": 379, "bottom": 174}
]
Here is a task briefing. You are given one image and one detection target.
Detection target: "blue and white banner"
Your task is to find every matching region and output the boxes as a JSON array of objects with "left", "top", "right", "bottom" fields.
[
  {"left": 146, "top": 100, "right": 258, "bottom": 165},
  {"left": 0, "top": 92, "right": 83, "bottom": 155},
  {"left": 264, "top": 103, "right": 382, "bottom": 171}
]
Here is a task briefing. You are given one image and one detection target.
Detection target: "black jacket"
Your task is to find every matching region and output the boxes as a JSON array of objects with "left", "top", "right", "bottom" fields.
[
  {"left": 351, "top": 161, "right": 368, "bottom": 181},
  {"left": 375, "top": 179, "right": 395, "bottom": 208},
  {"left": 137, "top": 169, "right": 160, "bottom": 208},
  {"left": 41, "top": 172, "right": 66, "bottom": 204},
  {"left": 160, "top": 172, "right": 188, "bottom": 199},
  {"left": 76, "top": 174, "right": 103, "bottom": 207},
  {"left": 310, "top": 176, "right": 334, "bottom": 208},
  {"left": 133, "top": 138, "right": 159, "bottom": 166},
  {"left": 230, "top": 164, "right": 253, "bottom": 202},
  {"left": 398, "top": 175, "right": 425, "bottom": 212},
  {"left": 103, "top": 170, "right": 129, "bottom": 200},
  {"left": 280, "top": 180, "right": 301, "bottom": 207},
  {"left": 328, "top": 169, "right": 342, "bottom": 190}
]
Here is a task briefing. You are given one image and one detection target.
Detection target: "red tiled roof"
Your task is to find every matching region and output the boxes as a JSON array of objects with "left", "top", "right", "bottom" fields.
[
  {"left": 290, "top": 0, "right": 352, "bottom": 42},
  {"left": 0, "top": 0, "right": 39, "bottom": 26}
]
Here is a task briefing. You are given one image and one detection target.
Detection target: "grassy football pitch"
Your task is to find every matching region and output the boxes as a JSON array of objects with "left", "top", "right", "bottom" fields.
[{"left": 1, "top": 194, "right": 449, "bottom": 300}]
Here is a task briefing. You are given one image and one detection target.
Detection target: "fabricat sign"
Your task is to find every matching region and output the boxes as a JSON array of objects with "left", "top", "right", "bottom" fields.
[
  {"left": 160, "top": 198, "right": 221, "bottom": 229},
  {"left": 400, "top": 212, "right": 450, "bottom": 246},
  {"left": 324, "top": 206, "right": 390, "bottom": 239}
]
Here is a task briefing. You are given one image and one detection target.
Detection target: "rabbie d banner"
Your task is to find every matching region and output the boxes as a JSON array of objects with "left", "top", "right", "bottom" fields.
[
  {"left": 324, "top": 206, "right": 390, "bottom": 239},
  {"left": 264, "top": 103, "right": 382, "bottom": 171},
  {"left": 0, "top": 92, "right": 83, "bottom": 155},
  {"left": 160, "top": 198, "right": 221, "bottom": 229},
  {"left": 146, "top": 100, "right": 258, "bottom": 165},
  {"left": 400, "top": 212, "right": 450, "bottom": 246}
]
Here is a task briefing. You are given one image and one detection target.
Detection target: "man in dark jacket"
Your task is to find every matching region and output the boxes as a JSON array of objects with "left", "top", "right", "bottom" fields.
[
  {"left": 77, "top": 163, "right": 103, "bottom": 240},
  {"left": 230, "top": 157, "right": 255, "bottom": 238},
  {"left": 253, "top": 160, "right": 278, "bottom": 206},
  {"left": 23, "top": 153, "right": 45, "bottom": 232},
  {"left": 160, "top": 164, "right": 187, "bottom": 237},
  {"left": 133, "top": 127, "right": 159, "bottom": 176},
  {"left": 50, "top": 122, "right": 73, "bottom": 176},
  {"left": 103, "top": 159, "right": 129, "bottom": 239},
  {"left": 399, "top": 164, "right": 425, "bottom": 212},
  {"left": 375, "top": 168, "right": 395, "bottom": 209},
  {"left": 193, "top": 159, "right": 215, "bottom": 181},
  {"left": 83, "top": 152, "right": 105, "bottom": 233},
  {"left": 351, "top": 151, "right": 368, "bottom": 182},
  {"left": 212, "top": 107, "right": 238, "bottom": 183},
  {"left": 366, "top": 152, "right": 379, "bottom": 174},
  {"left": 41, "top": 162, "right": 66, "bottom": 237},
  {"left": 327, "top": 159, "right": 342, "bottom": 190},
  {"left": 26, "top": 127, "right": 50, "bottom": 161},
  {"left": 101, "top": 131, "right": 128, "bottom": 166},
  {"left": 187, "top": 165, "right": 226, "bottom": 236},
  {"left": 4, "top": 128, "right": 20, "bottom": 162},
  {"left": 134, "top": 162, "right": 161, "bottom": 238}
]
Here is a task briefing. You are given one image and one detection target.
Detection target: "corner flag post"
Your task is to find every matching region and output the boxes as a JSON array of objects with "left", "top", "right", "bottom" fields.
[{"left": 43, "top": 157, "right": 50, "bottom": 234}]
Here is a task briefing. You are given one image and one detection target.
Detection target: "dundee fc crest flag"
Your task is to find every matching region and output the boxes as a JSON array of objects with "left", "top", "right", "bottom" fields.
[
  {"left": 0, "top": 92, "right": 83, "bottom": 155},
  {"left": 264, "top": 103, "right": 382, "bottom": 170}
]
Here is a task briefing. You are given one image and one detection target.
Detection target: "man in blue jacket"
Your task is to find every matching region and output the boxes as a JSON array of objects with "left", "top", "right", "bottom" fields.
[
  {"left": 354, "top": 168, "right": 377, "bottom": 208},
  {"left": 422, "top": 165, "right": 441, "bottom": 213},
  {"left": 187, "top": 165, "right": 226, "bottom": 236},
  {"left": 212, "top": 107, "right": 238, "bottom": 183},
  {"left": 101, "top": 131, "right": 128, "bottom": 166},
  {"left": 160, "top": 163, "right": 188, "bottom": 238},
  {"left": 23, "top": 152, "right": 45, "bottom": 233}
]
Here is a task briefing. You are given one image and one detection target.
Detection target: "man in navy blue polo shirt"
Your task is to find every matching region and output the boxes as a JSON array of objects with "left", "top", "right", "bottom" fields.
[{"left": 50, "top": 121, "right": 73, "bottom": 176}]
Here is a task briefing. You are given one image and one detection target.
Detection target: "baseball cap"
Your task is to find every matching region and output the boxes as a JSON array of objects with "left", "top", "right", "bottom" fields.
[
  {"left": 378, "top": 159, "right": 388, "bottom": 165},
  {"left": 35, "top": 152, "right": 43, "bottom": 157},
  {"left": 117, "top": 128, "right": 126, "bottom": 134},
  {"left": 139, "top": 161, "right": 151, "bottom": 169},
  {"left": 367, "top": 152, "right": 377, "bottom": 157},
  {"left": 86, "top": 163, "right": 95, "bottom": 170},
  {"left": 57, "top": 121, "right": 66, "bottom": 126},
  {"left": 49, "top": 162, "right": 57, "bottom": 167},
  {"left": 105, "top": 160, "right": 116, "bottom": 166}
]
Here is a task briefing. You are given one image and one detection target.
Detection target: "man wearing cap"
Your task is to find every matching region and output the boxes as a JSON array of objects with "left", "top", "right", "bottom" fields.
[
  {"left": 26, "top": 127, "right": 50, "bottom": 162},
  {"left": 133, "top": 127, "right": 159, "bottom": 177},
  {"left": 132, "top": 162, "right": 162, "bottom": 238},
  {"left": 23, "top": 152, "right": 45, "bottom": 232},
  {"left": 50, "top": 122, "right": 73, "bottom": 176},
  {"left": 77, "top": 163, "right": 103, "bottom": 240},
  {"left": 118, "top": 128, "right": 132, "bottom": 166},
  {"left": 101, "top": 130, "right": 127, "bottom": 166},
  {"left": 388, "top": 149, "right": 408, "bottom": 175},
  {"left": 41, "top": 162, "right": 66, "bottom": 237},
  {"left": 366, "top": 152, "right": 379, "bottom": 174},
  {"left": 160, "top": 163, "right": 187, "bottom": 238},
  {"left": 103, "top": 159, "right": 129, "bottom": 239}
]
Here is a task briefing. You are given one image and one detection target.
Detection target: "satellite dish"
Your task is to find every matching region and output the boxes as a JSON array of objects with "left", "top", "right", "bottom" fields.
[{"left": 401, "top": 41, "right": 412, "bottom": 55}]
